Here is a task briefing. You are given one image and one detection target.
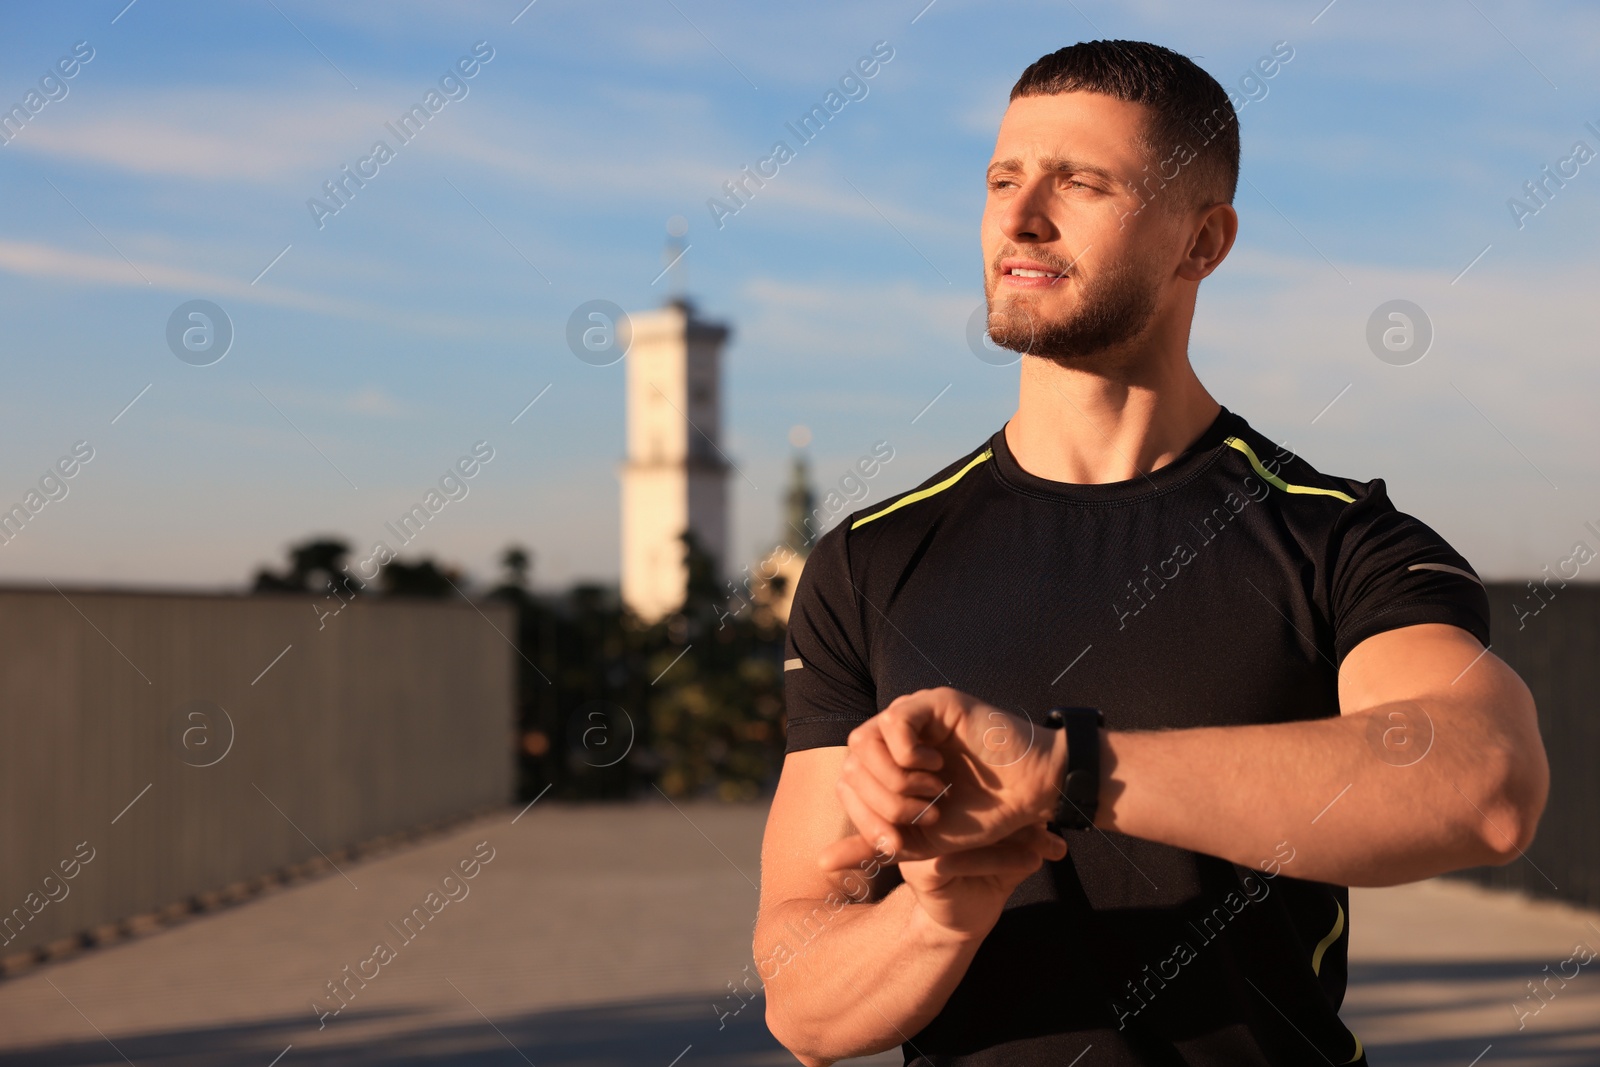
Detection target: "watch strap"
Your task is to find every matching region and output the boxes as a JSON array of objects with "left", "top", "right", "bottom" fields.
[{"left": 1044, "top": 706, "right": 1103, "bottom": 831}]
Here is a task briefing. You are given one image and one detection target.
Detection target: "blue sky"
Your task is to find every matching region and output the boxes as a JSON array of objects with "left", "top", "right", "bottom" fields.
[{"left": 1, "top": 0, "right": 1597, "bottom": 591}]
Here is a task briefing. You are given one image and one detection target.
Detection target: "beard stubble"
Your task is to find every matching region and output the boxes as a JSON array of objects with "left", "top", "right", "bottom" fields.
[{"left": 985, "top": 252, "right": 1162, "bottom": 365}]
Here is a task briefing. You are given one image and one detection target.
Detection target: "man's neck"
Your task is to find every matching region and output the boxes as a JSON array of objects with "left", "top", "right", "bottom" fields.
[{"left": 1005, "top": 349, "right": 1221, "bottom": 486}]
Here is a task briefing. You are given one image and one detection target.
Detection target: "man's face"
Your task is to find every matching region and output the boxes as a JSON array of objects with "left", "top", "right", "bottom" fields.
[{"left": 981, "top": 91, "right": 1178, "bottom": 362}]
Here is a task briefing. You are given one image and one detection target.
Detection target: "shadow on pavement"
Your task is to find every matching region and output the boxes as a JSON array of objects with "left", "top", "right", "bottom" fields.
[
  {"left": 1346, "top": 959, "right": 1599, "bottom": 1067},
  {"left": 0, "top": 994, "right": 823, "bottom": 1067},
  {"left": 1349, "top": 959, "right": 1580, "bottom": 985},
  {"left": 10, "top": 961, "right": 1591, "bottom": 1065},
  {"left": 1355, "top": 1028, "right": 1598, "bottom": 1067}
]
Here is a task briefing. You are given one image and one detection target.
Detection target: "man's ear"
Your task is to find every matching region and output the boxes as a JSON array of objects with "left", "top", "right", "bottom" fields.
[{"left": 1177, "top": 202, "right": 1238, "bottom": 282}]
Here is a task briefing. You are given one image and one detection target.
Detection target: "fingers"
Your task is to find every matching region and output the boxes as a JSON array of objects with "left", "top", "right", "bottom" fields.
[
  {"left": 883, "top": 687, "right": 966, "bottom": 748},
  {"left": 834, "top": 774, "right": 906, "bottom": 860},
  {"left": 878, "top": 711, "right": 943, "bottom": 774},
  {"left": 843, "top": 758, "right": 943, "bottom": 833},
  {"left": 840, "top": 722, "right": 948, "bottom": 845},
  {"left": 847, "top": 727, "right": 946, "bottom": 802},
  {"left": 860, "top": 687, "right": 1005, "bottom": 776},
  {"left": 817, "top": 833, "right": 879, "bottom": 872},
  {"left": 842, "top": 743, "right": 946, "bottom": 832},
  {"left": 850, "top": 715, "right": 942, "bottom": 776},
  {"left": 826, "top": 690, "right": 1052, "bottom": 880},
  {"left": 1014, "top": 823, "right": 1069, "bottom": 862},
  {"left": 881, "top": 688, "right": 1031, "bottom": 772}
]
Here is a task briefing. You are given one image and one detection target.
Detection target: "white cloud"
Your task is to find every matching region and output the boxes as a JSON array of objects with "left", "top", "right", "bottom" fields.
[
  {"left": 0, "top": 237, "right": 517, "bottom": 337},
  {"left": 7, "top": 89, "right": 385, "bottom": 180},
  {"left": 5, "top": 67, "right": 964, "bottom": 242}
]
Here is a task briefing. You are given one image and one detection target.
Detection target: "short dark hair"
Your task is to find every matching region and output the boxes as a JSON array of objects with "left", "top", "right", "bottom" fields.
[{"left": 1010, "top": 40, "right": 1239, "bottom": 213}]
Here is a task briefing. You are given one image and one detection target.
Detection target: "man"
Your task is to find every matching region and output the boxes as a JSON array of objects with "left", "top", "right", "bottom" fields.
[{"left": 754, "top": 39, "right": 1549, "bottom": 1067}]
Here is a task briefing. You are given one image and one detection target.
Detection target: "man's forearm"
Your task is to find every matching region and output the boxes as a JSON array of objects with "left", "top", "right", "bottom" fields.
[
  {"left": 1094, "top": 693, "right": 1545, "bottom": 885},
  {"left": 759, "top": 884, "right": 980, "bottom": 1065}
]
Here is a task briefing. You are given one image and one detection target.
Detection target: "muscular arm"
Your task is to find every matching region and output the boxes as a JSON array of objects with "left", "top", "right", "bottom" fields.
[
  {"left": 1096, "top": 623, "right": 1549, "bottom": 884},
  {"left": 828, "top": 623, "right": 1549, "bottom": 888},
  {"left": 756, "top": 747, "right": 1058, "bottom": 1065}
]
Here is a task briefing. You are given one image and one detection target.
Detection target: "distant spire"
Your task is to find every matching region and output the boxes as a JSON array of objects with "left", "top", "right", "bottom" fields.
[
  {"left": 783, "top": 425, "right": 817, "bottom": 554},
  {"left": 663, "top": 214, "right": 689, "bottom": 305}
]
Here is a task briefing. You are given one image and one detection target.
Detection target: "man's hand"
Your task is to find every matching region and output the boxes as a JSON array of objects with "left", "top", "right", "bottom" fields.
[
  {"left": 820, "top": 687, "right": 1067, "bottom": 871},
  {"left": 900, "top": 824, "right": 1068, "bottom": 940}
]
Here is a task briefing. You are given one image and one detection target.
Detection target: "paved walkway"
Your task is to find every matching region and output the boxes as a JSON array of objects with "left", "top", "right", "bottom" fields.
[
  {"left": 0, "top": 802, "right": 1594, "bottom": 1066},
  {"left": 1344, "top": 879, "right": 1600, "bottom": 1065}
]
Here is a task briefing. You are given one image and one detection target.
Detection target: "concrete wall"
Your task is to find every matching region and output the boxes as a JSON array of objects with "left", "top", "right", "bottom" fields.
[{"left": 0, "top": 586, "right": 515, "bottom": 956}]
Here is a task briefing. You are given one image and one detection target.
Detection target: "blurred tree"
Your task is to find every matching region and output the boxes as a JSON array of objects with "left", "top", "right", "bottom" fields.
[
  {"left": 252, "top": 537, "right": 358, "bottom": 594},
  {"left": 500, "top": 545, "right": 532, "bottom": 590},
  {"left": 379, "top": 558, "right": 458, "bottom": 597},
  {"left": 488, "top": 544, "right": 563, "bottom": 802},
  {"left": 497, "top": 530, "right": 787, "bottom": 802},
  {"left": 639, "top": 530, "right": 786, "bottom": 801}
]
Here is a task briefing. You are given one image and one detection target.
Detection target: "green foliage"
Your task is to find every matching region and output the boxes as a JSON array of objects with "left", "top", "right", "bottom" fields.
[{"left": 492, "top": 534, "right": 788, "bottom": 802}]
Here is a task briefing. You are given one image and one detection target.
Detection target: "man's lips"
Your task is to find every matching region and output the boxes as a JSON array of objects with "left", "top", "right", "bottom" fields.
[{"left": 998, "top": 257, "right": 1072, "bottom": 288}]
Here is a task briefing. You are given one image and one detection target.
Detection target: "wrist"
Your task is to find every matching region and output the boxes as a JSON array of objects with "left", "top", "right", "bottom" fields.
[
  {"left": 903, "top": 884, "right": 993, "bottom": 950},
  {"left": 1031, "top": 722, "right": 1071, "bottom": 823}
]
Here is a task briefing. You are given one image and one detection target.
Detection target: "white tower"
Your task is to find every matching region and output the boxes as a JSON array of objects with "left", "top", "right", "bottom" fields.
[{"left": 620, "top": 297, "right": 731, "bottom": 623}]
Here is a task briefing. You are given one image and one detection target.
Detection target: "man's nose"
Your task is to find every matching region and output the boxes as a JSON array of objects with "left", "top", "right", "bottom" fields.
[{"left": 999, "top": 179, "right": 1058, "bottom": 244}]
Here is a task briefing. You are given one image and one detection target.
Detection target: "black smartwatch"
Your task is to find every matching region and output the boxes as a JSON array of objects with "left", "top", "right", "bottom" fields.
[{"left": 1042, "top": 706, "right": 1104, "bottom": 831}]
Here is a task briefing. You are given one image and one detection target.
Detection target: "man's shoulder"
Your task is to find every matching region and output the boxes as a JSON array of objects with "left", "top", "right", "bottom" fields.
[
  {"left": 1217, "top": 413, "right": 1480, "bottom": 590},
  {"left": 798, "top": 434, "right": 999, "bottom": 588},
  {"left": 1215, "top": 413, "right": 1379, "bottom": 513},
  {"left": 837, "top": 435, "right": 999, "bottom": 537}
]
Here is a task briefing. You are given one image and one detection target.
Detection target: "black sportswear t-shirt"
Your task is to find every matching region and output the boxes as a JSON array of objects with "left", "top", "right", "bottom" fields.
[{"left": 781, "top": 405, "right": 1490, "bottom": 1067}]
